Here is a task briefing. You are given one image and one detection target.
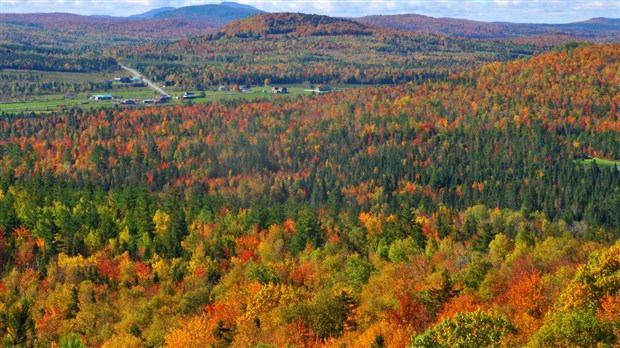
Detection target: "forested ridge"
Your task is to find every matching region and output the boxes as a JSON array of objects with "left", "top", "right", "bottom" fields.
[
  {"left": 356, "top": 14, "right": 620, "bottom": 42},
  {"left": 0, "top": 44, "right": 118, "bottom": 72},
  {"left": 117, "top": 13, "right": 546, "bottom": 88},
  {"left": 0, "top": 14, "right": 222, "bottom": 49},
  {"left": 0, "top": 44, "right": 619, "bottom": 347}
]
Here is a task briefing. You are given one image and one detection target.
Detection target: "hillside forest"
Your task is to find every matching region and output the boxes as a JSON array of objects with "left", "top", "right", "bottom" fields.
[
  {"left": 116, "top": 13, "right": 548, "bottom": 89},
  {"left": 0, "top": 38, "right": 619, "bottom": 347}
]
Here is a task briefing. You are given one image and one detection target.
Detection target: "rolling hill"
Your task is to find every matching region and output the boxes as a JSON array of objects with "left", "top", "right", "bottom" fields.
[
  {"left": 147, "top": 3, "right": 263, "bottom": 22},
  {"left": 127, "top": 6, "right": 176, "bottom": 20},
  {"left": 356, "top": 14, "right": 620, "bottom": 42},
  {"left": 0, "top": 2, "right": 264, "bottom": 49},
  {"left": 129, "top": 2, "right": 263, "bottom": 21},
  {"left": 119, "top": 13, "right": 547, "bottom": 88},
  {"left": 0, "top": 14, "right": 216, "bottom": 48}
]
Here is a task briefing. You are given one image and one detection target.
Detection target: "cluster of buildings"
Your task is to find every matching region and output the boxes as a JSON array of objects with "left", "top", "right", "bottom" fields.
[
  {"left": 89, "top": 94, "right": 172, "bottom": 105},
  {"left": 113, "top": 76, "right": 145, "bottom": 85},
  {"left": 87, "top": 82, "right": 335, "bottom": 106}
]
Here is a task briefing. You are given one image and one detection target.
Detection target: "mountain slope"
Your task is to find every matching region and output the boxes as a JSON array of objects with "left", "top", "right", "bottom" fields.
[
  {"left": 0, "top": 3, "right": 264, "bottom": 49},
  {"left": 128, "top": 6, "right": 176, "bottom": 20},
  {"left": 3, "top": 44, "right": 619, "bottom": 224},
  {"left": 150, "top": 3, "right": 263, "bottom": 22},
  {"left": 543, "top": 17, "right": 620, "bottom": 32},
  {"left": 220, "top": 1, "right": 260, "bottom": 10},
  {"left": 0, "top": 14, "right": 219, "bottom": 48}
]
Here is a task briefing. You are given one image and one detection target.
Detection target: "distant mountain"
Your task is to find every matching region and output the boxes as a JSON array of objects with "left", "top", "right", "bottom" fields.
[
  {"left": 355, "top": 14, "right": 620, "bottom": 42},
  {"left": 0, "top": 2, "right": 264, "bottom": 48},
  {"left": 0, "top": 13, "right": 220, "bottom": 48},
  {"left": 356, "top": 14, "right": 546, "bottom": 38},
  {"left": 128, "top": 7, "right": 176, "bottom": 20},
  {"left": 148, "top": 3, "right": 263, "bottom": 22},
  {"left": 542, "top": 18, "right": 620, "bottom": 32},
  {"left": 581, "top": 17, "right": 620, "bottom": 26},
  {"left": 220, "top": 2, "right": 260, "bottom": 10}
]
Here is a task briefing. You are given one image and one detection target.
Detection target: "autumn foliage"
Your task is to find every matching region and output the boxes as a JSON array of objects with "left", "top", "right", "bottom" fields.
[{"left": 0, "top": 44, "right": 618, "bottom": 346}]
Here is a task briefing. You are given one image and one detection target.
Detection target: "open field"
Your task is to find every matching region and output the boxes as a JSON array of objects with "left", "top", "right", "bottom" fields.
[
  {"left": 0, "top": 82, "right": 352, "bottom": 112},
  {"left": 574, "top": 157, "right": 620, "bottom": 168},
  {"left": 0, "top": 68, "right": 153, "bottom": 102}
]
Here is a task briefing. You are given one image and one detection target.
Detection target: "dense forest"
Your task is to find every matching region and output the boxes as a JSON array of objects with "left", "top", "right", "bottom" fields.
[
  {"left": 0, "top": 74, "right": 113, "bottom": 103},
  {"left": 116, "top": 13, "right": 547, "bottom": 88},
  {"left": 0, "top": 14, "right": 220, "bottom": 49},
  {"left": 0, "top": 43, "right": 619, "bottom": 346},
  {"left": 0, "top": 44, "right": 118, "bottom": 73}
]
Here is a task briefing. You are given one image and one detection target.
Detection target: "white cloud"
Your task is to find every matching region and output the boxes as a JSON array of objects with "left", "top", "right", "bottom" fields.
[{"left": 1, "top": 0, "right": 618, "bottom": 22}]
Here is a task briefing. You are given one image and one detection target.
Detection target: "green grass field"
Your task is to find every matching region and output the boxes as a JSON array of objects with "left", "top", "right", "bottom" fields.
[
  {"left": 0, "top": 68, "right": 159, "bottom": 112},
  {"left": 0, "top": 87, "right": 340, "bottom": 113},
  {"left": 1, "top": 70, "right": 360, "bottom": 113},
  {"left": 574, "top": 157, "right": 620, "bottom": 168}
]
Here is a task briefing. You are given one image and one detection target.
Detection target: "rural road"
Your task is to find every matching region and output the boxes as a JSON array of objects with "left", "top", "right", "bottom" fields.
[{"left": 119, "top": 64, "right": 169, "bottom": 96}]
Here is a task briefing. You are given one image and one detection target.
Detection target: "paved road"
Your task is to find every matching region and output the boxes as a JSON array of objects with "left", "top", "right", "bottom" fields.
[{"left": 119, "top": 64, "right": 169, "bottom": 96}]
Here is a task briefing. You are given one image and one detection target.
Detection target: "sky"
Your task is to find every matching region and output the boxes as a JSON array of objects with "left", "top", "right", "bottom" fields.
[{"left": 1, "top": 0, "right": 619, "bottom": 23}]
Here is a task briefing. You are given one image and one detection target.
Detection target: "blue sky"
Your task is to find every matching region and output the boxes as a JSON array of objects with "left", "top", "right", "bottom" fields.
[{"left": 1, "top": 0, "right": 619, "bottom": 23}]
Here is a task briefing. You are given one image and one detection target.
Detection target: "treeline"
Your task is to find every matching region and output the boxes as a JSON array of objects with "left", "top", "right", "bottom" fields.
[
  {"left": 0, "top": 44, "right": 118, "bottom": 72},
  {"left": 134, "top": 59, "right": 451, "bottom": 88}
]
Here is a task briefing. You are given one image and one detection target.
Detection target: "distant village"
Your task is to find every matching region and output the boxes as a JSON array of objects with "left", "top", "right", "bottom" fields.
[{"left": 89, "top": 75, "right": 334, "bottom": 106}]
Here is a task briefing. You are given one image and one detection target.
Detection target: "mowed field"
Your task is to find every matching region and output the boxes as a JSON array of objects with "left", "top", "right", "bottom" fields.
[{"left": 0, "top": 69, "right": 155, "bottom": 111}]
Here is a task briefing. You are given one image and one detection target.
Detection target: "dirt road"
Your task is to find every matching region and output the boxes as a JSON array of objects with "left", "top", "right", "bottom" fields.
[{"left": 119, "top": 64, "right": 169, "bottom": 96}]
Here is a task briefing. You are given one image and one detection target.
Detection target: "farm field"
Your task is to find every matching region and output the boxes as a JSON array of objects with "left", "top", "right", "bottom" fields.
[
  {"left": 0, "top": 76, "right": 351, "bottom": 112},
  {"left": 0, "top": 68, "right": 151, "bottom": 102}
]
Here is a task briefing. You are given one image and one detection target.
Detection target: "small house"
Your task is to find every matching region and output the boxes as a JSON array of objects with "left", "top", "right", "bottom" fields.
[
  {"left": 121, "top": 99, "right": 136, "bottom": 105},
  {"left": 315, "top": 85, "right": 332, "bottom": 93},
  {"left": 239, "top": 86, "right": 251, "bottom": 93},
  {"left": 182, "top": 92, "right": 197, "bottom": 99},
  {"left": 143, "top": 99, "right": 154, "bottom": 104},
  {"left": 272, "top": 86, "right": 288, "bottom": 94},
  {"left": 154, "top": 95, "right": 171, "bottom": 104},
  {"left": 91, "top": 94, "right": 113, "bottom": 101}
]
